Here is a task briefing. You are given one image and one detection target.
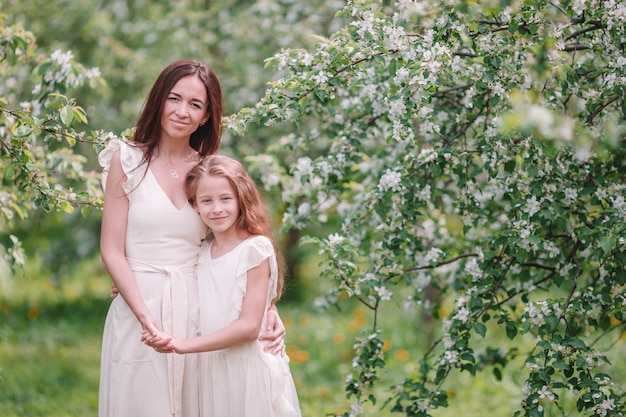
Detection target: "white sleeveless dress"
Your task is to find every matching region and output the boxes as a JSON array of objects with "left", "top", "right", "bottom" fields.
[
  {"left": 197, "top": 236, "right": 301, "bottom": 417},
  {"left": 98, "top": 139, "right": 207, "bottom": 417}
]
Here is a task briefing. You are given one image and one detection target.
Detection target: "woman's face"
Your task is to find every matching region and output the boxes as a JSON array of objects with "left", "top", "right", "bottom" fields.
[{"left": 160, "top": 75, "right": 209, "bottom": 142}]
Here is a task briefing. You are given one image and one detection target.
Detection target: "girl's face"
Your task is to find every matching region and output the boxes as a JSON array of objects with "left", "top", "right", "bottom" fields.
[
  {"left": 194, "top": 175, "right": 240, "bottom": 236},
  {"left": 160, "top": 75, "right": 209, "bottom": 142}
]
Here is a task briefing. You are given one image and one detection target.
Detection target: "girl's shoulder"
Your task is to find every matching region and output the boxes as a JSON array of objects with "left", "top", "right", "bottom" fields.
[
  {"left": 235, "top": 235, "right": 274, "bottom": 275},
  {"left": 244, "top": 235, "right": 272, "bottom": 249}
]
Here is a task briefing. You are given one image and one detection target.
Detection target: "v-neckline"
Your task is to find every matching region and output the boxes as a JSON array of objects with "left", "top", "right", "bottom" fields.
[
  {"left": 147, "top": 167, "right": 189, "bottom": 211},
  {"left": 208, "top": 238, "right": 249, "bottom": 260}
]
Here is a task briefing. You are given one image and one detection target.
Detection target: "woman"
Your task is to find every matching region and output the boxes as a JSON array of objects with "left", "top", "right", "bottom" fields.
[{"left": 98, "top": 60, "right": 285, "bottom": 417}]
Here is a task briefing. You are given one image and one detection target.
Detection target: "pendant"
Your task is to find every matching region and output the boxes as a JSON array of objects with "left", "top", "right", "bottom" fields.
[{"left": 169, "top": 168, "right": 179, "bottom": 179}]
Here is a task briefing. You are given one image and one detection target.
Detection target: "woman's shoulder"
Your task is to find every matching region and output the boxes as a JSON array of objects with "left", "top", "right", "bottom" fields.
[
  {"left": 98, "top": 138, "right": 146, "bottom": 193},
  {"left": 98, "top": 138, "right": 144, "bottom": 170}
]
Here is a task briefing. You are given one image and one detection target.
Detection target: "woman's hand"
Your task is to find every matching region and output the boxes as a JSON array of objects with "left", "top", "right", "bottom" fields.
[
  {"left": 110, "top": 283, "right": 119, "bottom": 299},
  {"left": 258, "top": 305, "right": 286, "bottom": 356},
  {"left": 142, "top": 330, "right": 176, "bottom": 353}
]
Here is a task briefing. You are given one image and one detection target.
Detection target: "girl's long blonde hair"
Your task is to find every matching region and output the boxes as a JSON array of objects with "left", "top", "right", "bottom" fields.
[{"left": 185, "top": 155, "right": 285, "bottom": 302}]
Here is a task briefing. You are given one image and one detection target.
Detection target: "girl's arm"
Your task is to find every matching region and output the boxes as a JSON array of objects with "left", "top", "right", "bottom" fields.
[
  {"left": 100, "top": 150, "right": 158, "bottom": 335},
  {"left": 146, "top": 258, "right": 271, "bottom": 354}
]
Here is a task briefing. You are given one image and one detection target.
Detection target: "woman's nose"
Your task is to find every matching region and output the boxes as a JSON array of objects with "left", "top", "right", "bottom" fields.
[{"left": 175, "top": 103, "right": 189, "bottom": 117}]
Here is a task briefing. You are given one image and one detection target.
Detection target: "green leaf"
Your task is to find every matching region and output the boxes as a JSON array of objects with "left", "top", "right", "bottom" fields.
[
  {"left": 60, "top": 105, "right": 74, "bottom": 126},
  {"left": 599, "top": 236, "right": 615, "bottom": 255},
  {"left": 299, "top": 96, "right": 309, "bottom": 110},
  {"left": 474, "top": 322, "right": 486, "bottom": 337},
  {"left": 14, "top": 125, "right": 33, "bottom": 137},
  {"left": 506, "top": 321, "right": 518, "bottom": 339},
  {"left": 504, "top": 160, "right": 516, "bottom": 172}
]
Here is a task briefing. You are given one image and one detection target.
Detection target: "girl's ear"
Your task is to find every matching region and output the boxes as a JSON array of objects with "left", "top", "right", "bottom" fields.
[{"left": 201, "top": 113, "right": 210, "bottom": 126}]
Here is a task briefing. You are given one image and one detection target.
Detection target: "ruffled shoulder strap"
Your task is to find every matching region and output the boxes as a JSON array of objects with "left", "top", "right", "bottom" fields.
[
  {"left": 98, "top": 138, "right": 146, "bottom": 195},
  {"left": 236, "top": 235, "right": 275, "bottom": 276},
  {"left": 230, "top": 236, "right": 278, "bottom": 321}
]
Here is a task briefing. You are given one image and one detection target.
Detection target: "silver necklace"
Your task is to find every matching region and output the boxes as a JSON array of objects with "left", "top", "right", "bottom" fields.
[{"left": 162, "top": 150, "right": 197, "bottom": 179}]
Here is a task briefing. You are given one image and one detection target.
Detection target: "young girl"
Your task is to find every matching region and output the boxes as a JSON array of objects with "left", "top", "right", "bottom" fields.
[{"left": 143, "top": 154, "right": 301, "bottom": 417}]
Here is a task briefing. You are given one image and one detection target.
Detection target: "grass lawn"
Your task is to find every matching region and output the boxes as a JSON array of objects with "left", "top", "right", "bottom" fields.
[{"left": 2, "top": 258, "right": 625, "bottom": 416}]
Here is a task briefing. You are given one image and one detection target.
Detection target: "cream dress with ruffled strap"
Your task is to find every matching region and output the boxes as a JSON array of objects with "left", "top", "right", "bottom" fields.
[
  {"left": 98, "top": 139, "right": 207, "bottom": 417},
  {"left": 197, "top": 235, "right": 301, "bottom": 417}
]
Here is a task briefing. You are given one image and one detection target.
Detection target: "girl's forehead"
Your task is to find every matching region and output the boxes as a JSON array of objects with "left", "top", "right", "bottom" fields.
[{"left": 197, "top": 174, "right": 233, "bottom": 192}]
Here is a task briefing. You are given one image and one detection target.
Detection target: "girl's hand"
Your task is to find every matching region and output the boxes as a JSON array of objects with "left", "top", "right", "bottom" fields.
[
  {"left": 142, "top": 330, "right": 176, "bottom": 353},
  {"left": 258, "top": 307, "right": 286, "bottom": 356}
]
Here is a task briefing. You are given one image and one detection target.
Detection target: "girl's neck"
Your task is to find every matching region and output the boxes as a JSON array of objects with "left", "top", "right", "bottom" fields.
[{"left": 211, "top": 230, "right": 250, "bottom": 256}]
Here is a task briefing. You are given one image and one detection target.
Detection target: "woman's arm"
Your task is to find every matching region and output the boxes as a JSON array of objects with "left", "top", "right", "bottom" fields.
[
  {"left": 259, "top": 305, "right": 286, "bottom": 355},
  {"left": 145, "top": 258, "right": 271, "bottom": 354},
  {"left": 100, "top": 150, "right": 158, "bottom": 335}
]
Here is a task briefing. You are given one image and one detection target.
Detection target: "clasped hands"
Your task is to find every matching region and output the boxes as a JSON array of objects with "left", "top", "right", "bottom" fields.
[{"left": 142, "top": 330, "right": 177, "bottom": 353}]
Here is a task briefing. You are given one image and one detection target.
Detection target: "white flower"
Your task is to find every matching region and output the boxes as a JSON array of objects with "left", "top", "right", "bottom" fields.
[
  {"left": 424, "top": 247, "right": 443, "bottom": 264},
  {"left": 294, "top": 157, "right": 313, "bottom": 180},
  {"left": 297, "top": 202, "right": 311, "bottom": 217},
  {"left": 572, "top": 0, "right": 586, "bottom": 15},
  {"left": 563, "top": 187, "right": 578, "bottom": 206},
  {"left": 301, "top": 53, "right": 313, "bottom": 66},
  {"left": 389, "top": 99, "right": 407, "bottom": 120},
  {"left": 525, "top": 195, "right": 541, "bottom": 217},
  {"left": 393, "top": 67, "right": 410, "bottom": 84},
  {"left": 596, "top": 398, "right": 616, "bottom": 416},
  {"left": 374, "top": 286, "right": 393, "bottom": 301},
  {"left": 418, "top": 147, "right": 438, "bottom": 163},
  {"left": 611, "top": 195, "right": 626, "bottom": 212},
  {"left": 328, "top": 233, "right": 345, "bottom": 247},
  {"left": 454, "top": 307, "right": 470, "bottom": 322},
  {"left": 378, "top": 169, "right": 403, "bottom": 192},
  {"left": 465, "top": 258, "right": 482, "bottom": 279},
  {"left": 537, "top": 385, "right": 555, "bottom": 401},
  {"left": 349, "top": 401, "right": 364, "bottom": 417},
  {"left": 313, "top": 70, "right": 330, "bottom": 84},
  {"left": 440, "top": 349, "right": 459, "bottom": 365},
  {"left": 85, "top": 67, "right": 101, "bottom": 79}
]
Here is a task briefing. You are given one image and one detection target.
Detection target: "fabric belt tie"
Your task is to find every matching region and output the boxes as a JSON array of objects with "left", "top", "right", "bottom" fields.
[{"left": 129, "top": 258, "right": 193, "bottom": 417}]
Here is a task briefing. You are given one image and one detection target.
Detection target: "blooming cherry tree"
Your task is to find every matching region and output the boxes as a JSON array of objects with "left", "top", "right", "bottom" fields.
[
  {"left": 229, "top": 0, "right": 626, "bottom": 415},
  {"left": 0, "top": 18, "right": 106, "bottom": 271}
]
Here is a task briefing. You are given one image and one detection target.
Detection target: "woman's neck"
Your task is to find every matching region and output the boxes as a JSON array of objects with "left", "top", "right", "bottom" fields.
[{"left": 156, "top": 142, "right": 197, "bottom": 161}]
